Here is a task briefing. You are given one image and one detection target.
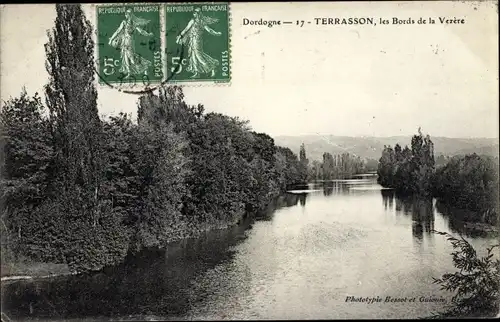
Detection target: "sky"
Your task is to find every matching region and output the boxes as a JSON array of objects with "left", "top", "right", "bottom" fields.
[{"left": 0, "top": 2, "right": 498, "bottom": 138}]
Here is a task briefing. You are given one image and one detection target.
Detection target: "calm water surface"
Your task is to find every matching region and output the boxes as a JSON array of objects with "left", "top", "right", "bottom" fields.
[{"left": 2, "top": 176, "right": 497, "bottom": 320}]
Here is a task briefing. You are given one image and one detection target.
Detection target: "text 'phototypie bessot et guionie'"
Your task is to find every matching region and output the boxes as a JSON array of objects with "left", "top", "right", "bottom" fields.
[{"left": 345, "top": 296, "right": 447, "bottom": 304}]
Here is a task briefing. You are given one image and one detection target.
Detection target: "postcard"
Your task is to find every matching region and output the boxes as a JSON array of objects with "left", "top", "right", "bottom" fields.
[{"left": 0, "top": 1, "right": 498, "bottom": 320}]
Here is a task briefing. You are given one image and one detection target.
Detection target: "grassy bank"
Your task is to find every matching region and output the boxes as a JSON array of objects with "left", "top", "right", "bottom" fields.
[{"left": 1, "top": 261, "right": 70, "bottom": 280}]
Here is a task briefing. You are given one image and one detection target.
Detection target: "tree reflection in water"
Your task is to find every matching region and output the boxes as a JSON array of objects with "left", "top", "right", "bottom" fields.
[
  {"left": 381, "top": 189, "right": 394, "bottom": 210},
  {"left": 381, "top": 190, "right": 435, "bottom": 240},
  {"left": 435, "top": 200, "right": 494, "bottom": 238},
  {"left": 254, "top": 193, "right": 303, "bottom": 221},
  {"left": 323, "top": 183, "right": 334, "bottom": 196},
  {"left": 322, "top": 181, "right": 351, "bottom": 196},
  {"left": 299, "top": 194, "right": 307, "bottom": 207},
  {"left": 407, "top": 196, "right": 435, "bottom": 240},
  {"left": 381, "top": 190, "right": 496, "bottom": 239},
  {"left": 2, "top": 190, "right": 315, "bottom": 321},
  {"left": 1, "top": 220, "right": 253, "bottom": 320}
]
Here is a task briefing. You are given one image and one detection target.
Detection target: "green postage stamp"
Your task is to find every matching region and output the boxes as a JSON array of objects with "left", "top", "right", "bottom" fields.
[
  {"left": 96, "top": 4, "right": 163, "bottom": 87},
  {"left": 165, "top": 3, "right": 231, "bottom": 83}
]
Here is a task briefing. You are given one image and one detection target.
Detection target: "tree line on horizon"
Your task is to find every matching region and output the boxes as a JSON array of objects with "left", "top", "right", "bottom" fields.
[
  {"left": 294, "top": 143, "right": 377, "bottom": 182},
  {"left": 0, "top": 4, "right": 305, "bottom": 273}
]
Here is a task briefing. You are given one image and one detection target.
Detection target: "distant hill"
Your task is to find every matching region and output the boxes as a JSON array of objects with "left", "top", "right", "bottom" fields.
[{"left": 274, "top": 135, "right": 499, "bottom": 161}]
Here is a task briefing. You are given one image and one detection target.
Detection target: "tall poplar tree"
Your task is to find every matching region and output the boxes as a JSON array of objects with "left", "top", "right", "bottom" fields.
[
  {"left": 43, "top": 4, "right": 130, "bottom": 271},
  {"left": 45, "top": 4, "right": 102, "bottom": 207},
  {"left": 299, "top": 143, "right": 309, "bottom": 182}
]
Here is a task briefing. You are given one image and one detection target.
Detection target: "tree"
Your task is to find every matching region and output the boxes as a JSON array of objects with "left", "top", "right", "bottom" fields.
[
  {"left": 307, "top": 151, "right": 366, "bottom": 181},
  {"left": 309, "top": 159, "right": 323, "bottom": 182},
  {"left": 322, "top": 152, "right": 334, "bottom": 180},
  {"left": 43, "top": 4, "right": 129, "bottom": 272},
  {"left": 432, "top": 154, "right": 499, "bottom": 224},
  {"left": 377, "top": 145, "right": 395, "bottom": 187},
  {"left": 276, "top": 146, "right": 301, "bottom": 188},
  {"left": 435, "top": 154, "right": 449, "bottom": 167},
  {"left": 394, "top": 144, "right": 402, "bottom": 162},
  {"left": 246, "top": 132, "right": 281, "bottom": 212},
  {"left": 377, "top": 129, "right": 435, "bottom": 195},
  {"left": 138, "top": 87, "right": 258, "bottom": 230},
  {"left": 0, "top": 90, "right": 53, "bottom": 261},
  {"left": 299, "top": 143, "right": 309, "bottom": 182},
  {"left": 429, "top": 231, "right": 500, "bottom": 318},
  {"left": 407, "top": 129, "right": 435, "bottom": 194},
  {"left": 365, "top": 158, "right": 379, "bottom": 172},
  {"left": 45, "top": 4, "right": 102, "bottom": 202},
  {"left": 131, "top": 122, "right": 190, "bottom": 250},
  {"left": 101, "top": 113, "right": 139, "bottom": 223}
]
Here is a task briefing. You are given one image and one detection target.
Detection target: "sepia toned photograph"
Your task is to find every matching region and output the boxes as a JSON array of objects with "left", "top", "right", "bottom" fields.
[{"left": 0, "top": 1, "right": 499, "bottom": 320}]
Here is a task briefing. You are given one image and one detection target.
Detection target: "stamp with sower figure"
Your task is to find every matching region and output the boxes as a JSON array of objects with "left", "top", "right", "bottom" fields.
[
  {"left": 96, "top": 4, "right": 163, "bottom": 88},
  {"left": 165, "top": 3, "right": 230, "bottom": 84}
]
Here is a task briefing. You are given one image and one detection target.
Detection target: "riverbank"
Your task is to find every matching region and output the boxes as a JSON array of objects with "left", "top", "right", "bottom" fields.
[
  {"left": 3, "top": 180, "right": 495, "bottom": 320},
  {"left": 461, "top": 221, "right": 499, "bottom": 237},
  {"left": 1, "top": 210, "right": 250, "bottom": 283},
  {"left": 1, "top": 261, "right": 72, "bottom": 282},
  {"left": 433, "top": 199, "right": 499, "bottom": 237}
]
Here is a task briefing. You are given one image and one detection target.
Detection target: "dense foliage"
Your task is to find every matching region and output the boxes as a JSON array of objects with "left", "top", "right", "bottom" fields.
[
  {"left": 309, "top": 152, "right": 366, "bottom": 181},
  {"left": 0, "top": 91, "right": 53, "bottom": 263},
  {"left": 376, "top": 129, "right": 499, "bottom": 225},
  {"left": 377, "top": 128, "right": 435, "bottom": 195},
  {"left": 0, "top": 4, "right": 302, "bottom": 272},
  {"left": 430, "top": 231, "right": 500, "bottom": 318},
  {"left": 432, "top": 154, "right": 499, "bottom": 224},
  {"left": 298, "top": 143, "right": 309, "bottom": 182}
]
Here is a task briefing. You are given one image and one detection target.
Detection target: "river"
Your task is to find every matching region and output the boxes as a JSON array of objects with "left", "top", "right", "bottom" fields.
[{"left": 1, "top": 176, "right": 497, "bottom": 320}]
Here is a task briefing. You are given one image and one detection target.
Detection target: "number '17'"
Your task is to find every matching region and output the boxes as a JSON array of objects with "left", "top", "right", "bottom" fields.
[{"left": 296, "top": 20, "right": 304, "bottom": 27}]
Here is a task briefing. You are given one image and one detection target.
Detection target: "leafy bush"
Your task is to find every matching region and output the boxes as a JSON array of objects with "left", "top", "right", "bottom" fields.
[
  {"left": 432, "top": 154, "right": 499, "bottom": 224},
  {"left": 429, "top": 231, "right": 500, "bottom": 318}
]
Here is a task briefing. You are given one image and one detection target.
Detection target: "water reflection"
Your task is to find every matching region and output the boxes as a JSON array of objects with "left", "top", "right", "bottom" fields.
[
  {"left": 256, "top": 193, "right": 302, "bottom": 221},
  {"left": 312, "top": 181, "right": 353, "bottom": 196},
  {"left": 407, "top": 197, "right": 435, "bottom": 240},
  {"left": 299, "top": 194, "right": 307, "bottom": 206},
  {"left": 379, "top": 187, "right": 496, "bottom": 239},
  {"left": 323, "top": 186, "right": 333, "bottom": 196},
  {"left": 385, "top": 193, "right": 494, "bottom": 240},
  {"left": 381, "top": 191, "right": 435, "bottom": 240},
  {"left": 1, "top": 220, "right": 254, "bottom": 320},
  {"left": 381, "top": 189, "right": 394, "bottom": 210},
  {"left": 435, "top": 200, "right": 495, "bottom": 238},
  {"left": 2, "top": 178, "right": 495, "bottom": 320}
]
